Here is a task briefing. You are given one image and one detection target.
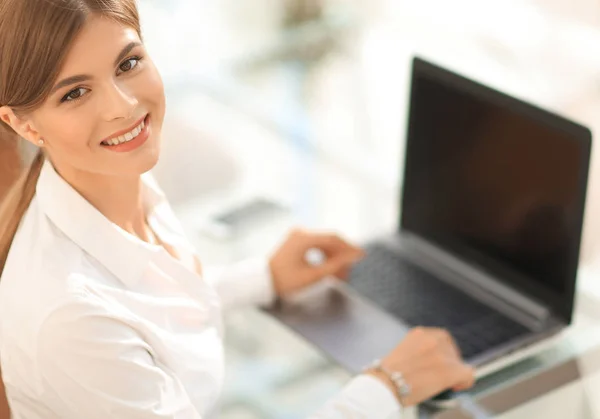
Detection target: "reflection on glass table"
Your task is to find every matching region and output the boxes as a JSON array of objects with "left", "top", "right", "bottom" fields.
[{"left": 220, "top": 309, "right": 351, "bottom": 419}]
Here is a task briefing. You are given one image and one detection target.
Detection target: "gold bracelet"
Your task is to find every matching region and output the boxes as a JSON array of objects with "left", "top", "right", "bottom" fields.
[{"left": 365, "top": 359, "right": 412, "bottom": 403}]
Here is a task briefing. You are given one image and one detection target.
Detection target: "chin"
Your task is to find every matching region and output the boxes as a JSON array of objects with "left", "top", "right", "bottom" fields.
[
  {"left": 135, "top": 133, "right": 162, "bottom": 174},
  {"left": 138, "top": 147, "right": 161, "bottom": 175}
]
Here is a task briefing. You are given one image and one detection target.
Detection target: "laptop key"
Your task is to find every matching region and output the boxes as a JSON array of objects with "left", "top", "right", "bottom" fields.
[{"left": 348, "top": 243, "right": 531, "bottom": 359}]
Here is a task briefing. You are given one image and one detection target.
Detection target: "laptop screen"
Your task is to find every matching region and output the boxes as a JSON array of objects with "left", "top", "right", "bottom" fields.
[{"left": 401, "top": 58, "right": 591, "bottom": 323}]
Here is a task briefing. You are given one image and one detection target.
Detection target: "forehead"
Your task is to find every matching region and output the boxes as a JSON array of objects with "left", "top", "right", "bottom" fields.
[{"left": 58, "top": 16, "right": 140, "bottom": 75}]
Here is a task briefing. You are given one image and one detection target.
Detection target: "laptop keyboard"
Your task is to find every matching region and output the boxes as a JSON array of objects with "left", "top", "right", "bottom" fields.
[{"left": 347, "top": 244, "right": 531, "bottom": 360}]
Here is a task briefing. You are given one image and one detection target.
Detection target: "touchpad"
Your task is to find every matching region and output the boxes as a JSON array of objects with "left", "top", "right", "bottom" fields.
[{"left": 264, "top": 278, "right": 410, "bottom": 375}]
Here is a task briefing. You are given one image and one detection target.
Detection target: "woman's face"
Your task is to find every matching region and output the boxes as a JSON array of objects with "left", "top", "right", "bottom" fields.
[{"left": 3, "top": 15, "right": 166, "bottom": 178}]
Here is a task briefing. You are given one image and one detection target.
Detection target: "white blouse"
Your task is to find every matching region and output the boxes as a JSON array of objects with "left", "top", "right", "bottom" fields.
[{"left": 0, "top": 160, "right": 401, "bottom": 419}]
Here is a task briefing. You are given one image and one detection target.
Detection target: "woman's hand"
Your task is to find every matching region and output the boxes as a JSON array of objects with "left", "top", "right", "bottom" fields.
[
  {"left": 366, "top": 327, "right": 476, "bottom": 406},
  {"left": 269, "top": 228, "right": 365, "bottom": 297}
]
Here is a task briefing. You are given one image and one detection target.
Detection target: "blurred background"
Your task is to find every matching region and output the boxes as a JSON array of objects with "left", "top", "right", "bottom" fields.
[{"left": 133, "top": 0, "right": 600, "bottom": 417}]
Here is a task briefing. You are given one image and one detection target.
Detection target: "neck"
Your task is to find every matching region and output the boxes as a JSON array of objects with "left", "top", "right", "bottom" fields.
[{"left": 55, "top": 165, "right": 149, "bottom": 241}]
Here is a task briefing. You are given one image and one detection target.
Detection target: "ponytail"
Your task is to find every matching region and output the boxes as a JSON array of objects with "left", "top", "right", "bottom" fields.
[
  {"left": 0, "top": 138, "right": 44, "bottom": 276},
  {"left": 0, "top": 132, "right": 21, "bottom": 201}
]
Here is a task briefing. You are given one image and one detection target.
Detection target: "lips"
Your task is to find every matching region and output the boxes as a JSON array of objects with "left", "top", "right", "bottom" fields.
[
  {"left": 99, "top": 113, "right": 151, "bottom": 153},
  {"left": 101, "top": 113, "right": 148, "bottom": 145}
]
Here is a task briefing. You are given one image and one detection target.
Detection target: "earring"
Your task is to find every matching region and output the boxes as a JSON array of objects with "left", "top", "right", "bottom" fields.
[{"left": 38, "top": 138, "right": 44, "bottom": 146}]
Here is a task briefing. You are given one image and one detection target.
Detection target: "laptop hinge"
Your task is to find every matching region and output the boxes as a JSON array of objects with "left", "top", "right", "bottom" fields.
[{"left": 390, "top": 233, "right": 552, "bottom": 329}]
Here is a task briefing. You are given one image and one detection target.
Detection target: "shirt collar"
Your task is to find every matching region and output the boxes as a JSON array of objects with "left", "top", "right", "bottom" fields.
[{"left": 36, "top": 159, "right": 167, "bottom": 287}]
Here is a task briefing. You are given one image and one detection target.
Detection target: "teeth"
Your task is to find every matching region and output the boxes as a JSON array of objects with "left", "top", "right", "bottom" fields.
[{"left": 102, "top": 117, "right": 146, "bottom": 146}]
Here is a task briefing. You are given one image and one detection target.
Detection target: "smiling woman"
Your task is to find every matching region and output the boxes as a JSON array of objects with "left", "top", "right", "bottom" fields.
[
  {"left": 0, "top": 0, "right": 165, "bottom": 270},
  {"left": 0, "top": 1, "right": 474, "bottom": 418},
  {"left": 0, "top": 0, "right": 168, "bottom": 417}
]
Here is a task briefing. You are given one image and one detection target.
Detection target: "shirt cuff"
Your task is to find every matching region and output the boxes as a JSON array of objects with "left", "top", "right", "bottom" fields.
[
  {"left": 335, "top": 374, "right": 402, "bottom": 418},
  {"left": 203, "top": 257, "right": 276, "bottom": 310},
  {"left": 239, "top": 257, "right": 277, "bottom": 307}
]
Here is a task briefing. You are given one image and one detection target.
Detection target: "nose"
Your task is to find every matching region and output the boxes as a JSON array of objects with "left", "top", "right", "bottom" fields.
[{"left": 101, "top": 80, "right": 138, "bottom": 121}]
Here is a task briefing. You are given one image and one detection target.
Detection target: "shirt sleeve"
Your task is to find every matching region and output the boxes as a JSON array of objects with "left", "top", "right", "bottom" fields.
[
  {"left": 36, "top": 298, "right": 204, "bottom": 419},
  {"left": 202, "top": 258, "right": 276, "bottom": 310},
  {"left": 308, "top": 374, "right": 404, "bottom": 418}
]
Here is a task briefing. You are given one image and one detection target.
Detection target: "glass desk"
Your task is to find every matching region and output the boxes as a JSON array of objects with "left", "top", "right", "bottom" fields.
[
  {"left": 220, "top": 278, "right": 600, "bottom": 419},
  {"left": 163, "top": 91, "right": 600, "bottom": 419}
]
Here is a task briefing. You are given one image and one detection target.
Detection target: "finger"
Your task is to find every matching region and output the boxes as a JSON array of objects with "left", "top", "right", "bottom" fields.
[
  {"left": 324, "top": 249, "right": 364, "bottom": 269},
  {"left": 403, "top": 364, "right": 474, "bottom": 406},
  {"left": 313, "top": 252, "right": 360, "bottom": 279},
  {"left": 317, "top": 248, "right": 363, "bottom": 280},
  {"left": 452, "top": 366, "right": 476, "bottom": 391},
  {"left": 310, "top": 233, "right": 364, "bottom": 257},
  {"left": 334, "top": 266, "right": 351, "bottom": 280},
  {"left": 446, "top": 364, "right": 475, "bottom": 391}
]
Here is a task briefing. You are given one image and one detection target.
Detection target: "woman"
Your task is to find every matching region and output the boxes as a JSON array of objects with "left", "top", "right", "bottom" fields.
[{"left": 0, "top": 1, "right": 475, "bottom": 418}]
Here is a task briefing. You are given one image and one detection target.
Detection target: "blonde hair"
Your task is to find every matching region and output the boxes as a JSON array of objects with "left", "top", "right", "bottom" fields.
[{"left": 0, "top": 0, "right": 143, "bottom": 275}]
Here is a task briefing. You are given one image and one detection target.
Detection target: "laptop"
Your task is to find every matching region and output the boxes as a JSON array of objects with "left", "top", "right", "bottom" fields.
[{"left": 266, "top": 56, "right": 592, "bottom": 385}]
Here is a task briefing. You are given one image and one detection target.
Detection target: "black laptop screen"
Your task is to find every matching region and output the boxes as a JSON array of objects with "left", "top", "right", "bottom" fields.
[{"left": 401, "top": 59, "right": 591, "bottom": 323}]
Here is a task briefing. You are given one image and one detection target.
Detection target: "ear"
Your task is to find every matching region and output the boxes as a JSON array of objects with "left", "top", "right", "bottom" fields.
[{"left": 0, "top": 105, "right": 42, "bottom": 146}]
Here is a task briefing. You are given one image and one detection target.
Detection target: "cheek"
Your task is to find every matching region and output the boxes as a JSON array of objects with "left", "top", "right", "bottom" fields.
[
  {"left": 140, "top": 62, "right": 166, "bottom": 112},
  {"left": 41, "top": 115, "right": 95, "bottom": 152}
]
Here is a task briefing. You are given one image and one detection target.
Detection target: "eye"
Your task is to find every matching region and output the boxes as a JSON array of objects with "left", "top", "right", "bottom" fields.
[
  {"left": 61, "top": 87, "right": 89, "bottom": 103},
  {"left": 117, "top": 55, "right": 143, "bottom": 75},
  {"left": 59, "top": 55, "right": 144, "bottom": 104}
]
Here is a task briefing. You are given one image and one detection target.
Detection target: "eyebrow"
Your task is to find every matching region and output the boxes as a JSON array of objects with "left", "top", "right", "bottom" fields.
[{"left": 50, "top": 41, "right": 142, "bottom": 96}]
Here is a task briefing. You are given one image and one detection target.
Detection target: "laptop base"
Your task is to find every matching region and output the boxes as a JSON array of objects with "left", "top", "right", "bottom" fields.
[{"left": 265, "top": 277, "right": 564, "bottom": 380}]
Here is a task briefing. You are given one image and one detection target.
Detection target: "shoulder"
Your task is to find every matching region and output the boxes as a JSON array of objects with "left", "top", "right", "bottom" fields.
[
  {"left": 0, "top": 196, "right": 124, "bottom": 348},
  {"left": 1, "top": 196, "right": 95, "bottom": 301}
]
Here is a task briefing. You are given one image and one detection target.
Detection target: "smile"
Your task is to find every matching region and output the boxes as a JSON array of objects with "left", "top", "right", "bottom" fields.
[
  {"left": 100, "top": 114, "right": 151, "bottom": 153},
  {"left": 101, "top": 116, "right": 146, "bottom": 146}
]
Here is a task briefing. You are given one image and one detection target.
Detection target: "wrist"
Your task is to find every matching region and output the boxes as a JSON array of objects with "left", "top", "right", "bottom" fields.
[{"left": 364, "top": 369, "right": 404, "bottom": 406}]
